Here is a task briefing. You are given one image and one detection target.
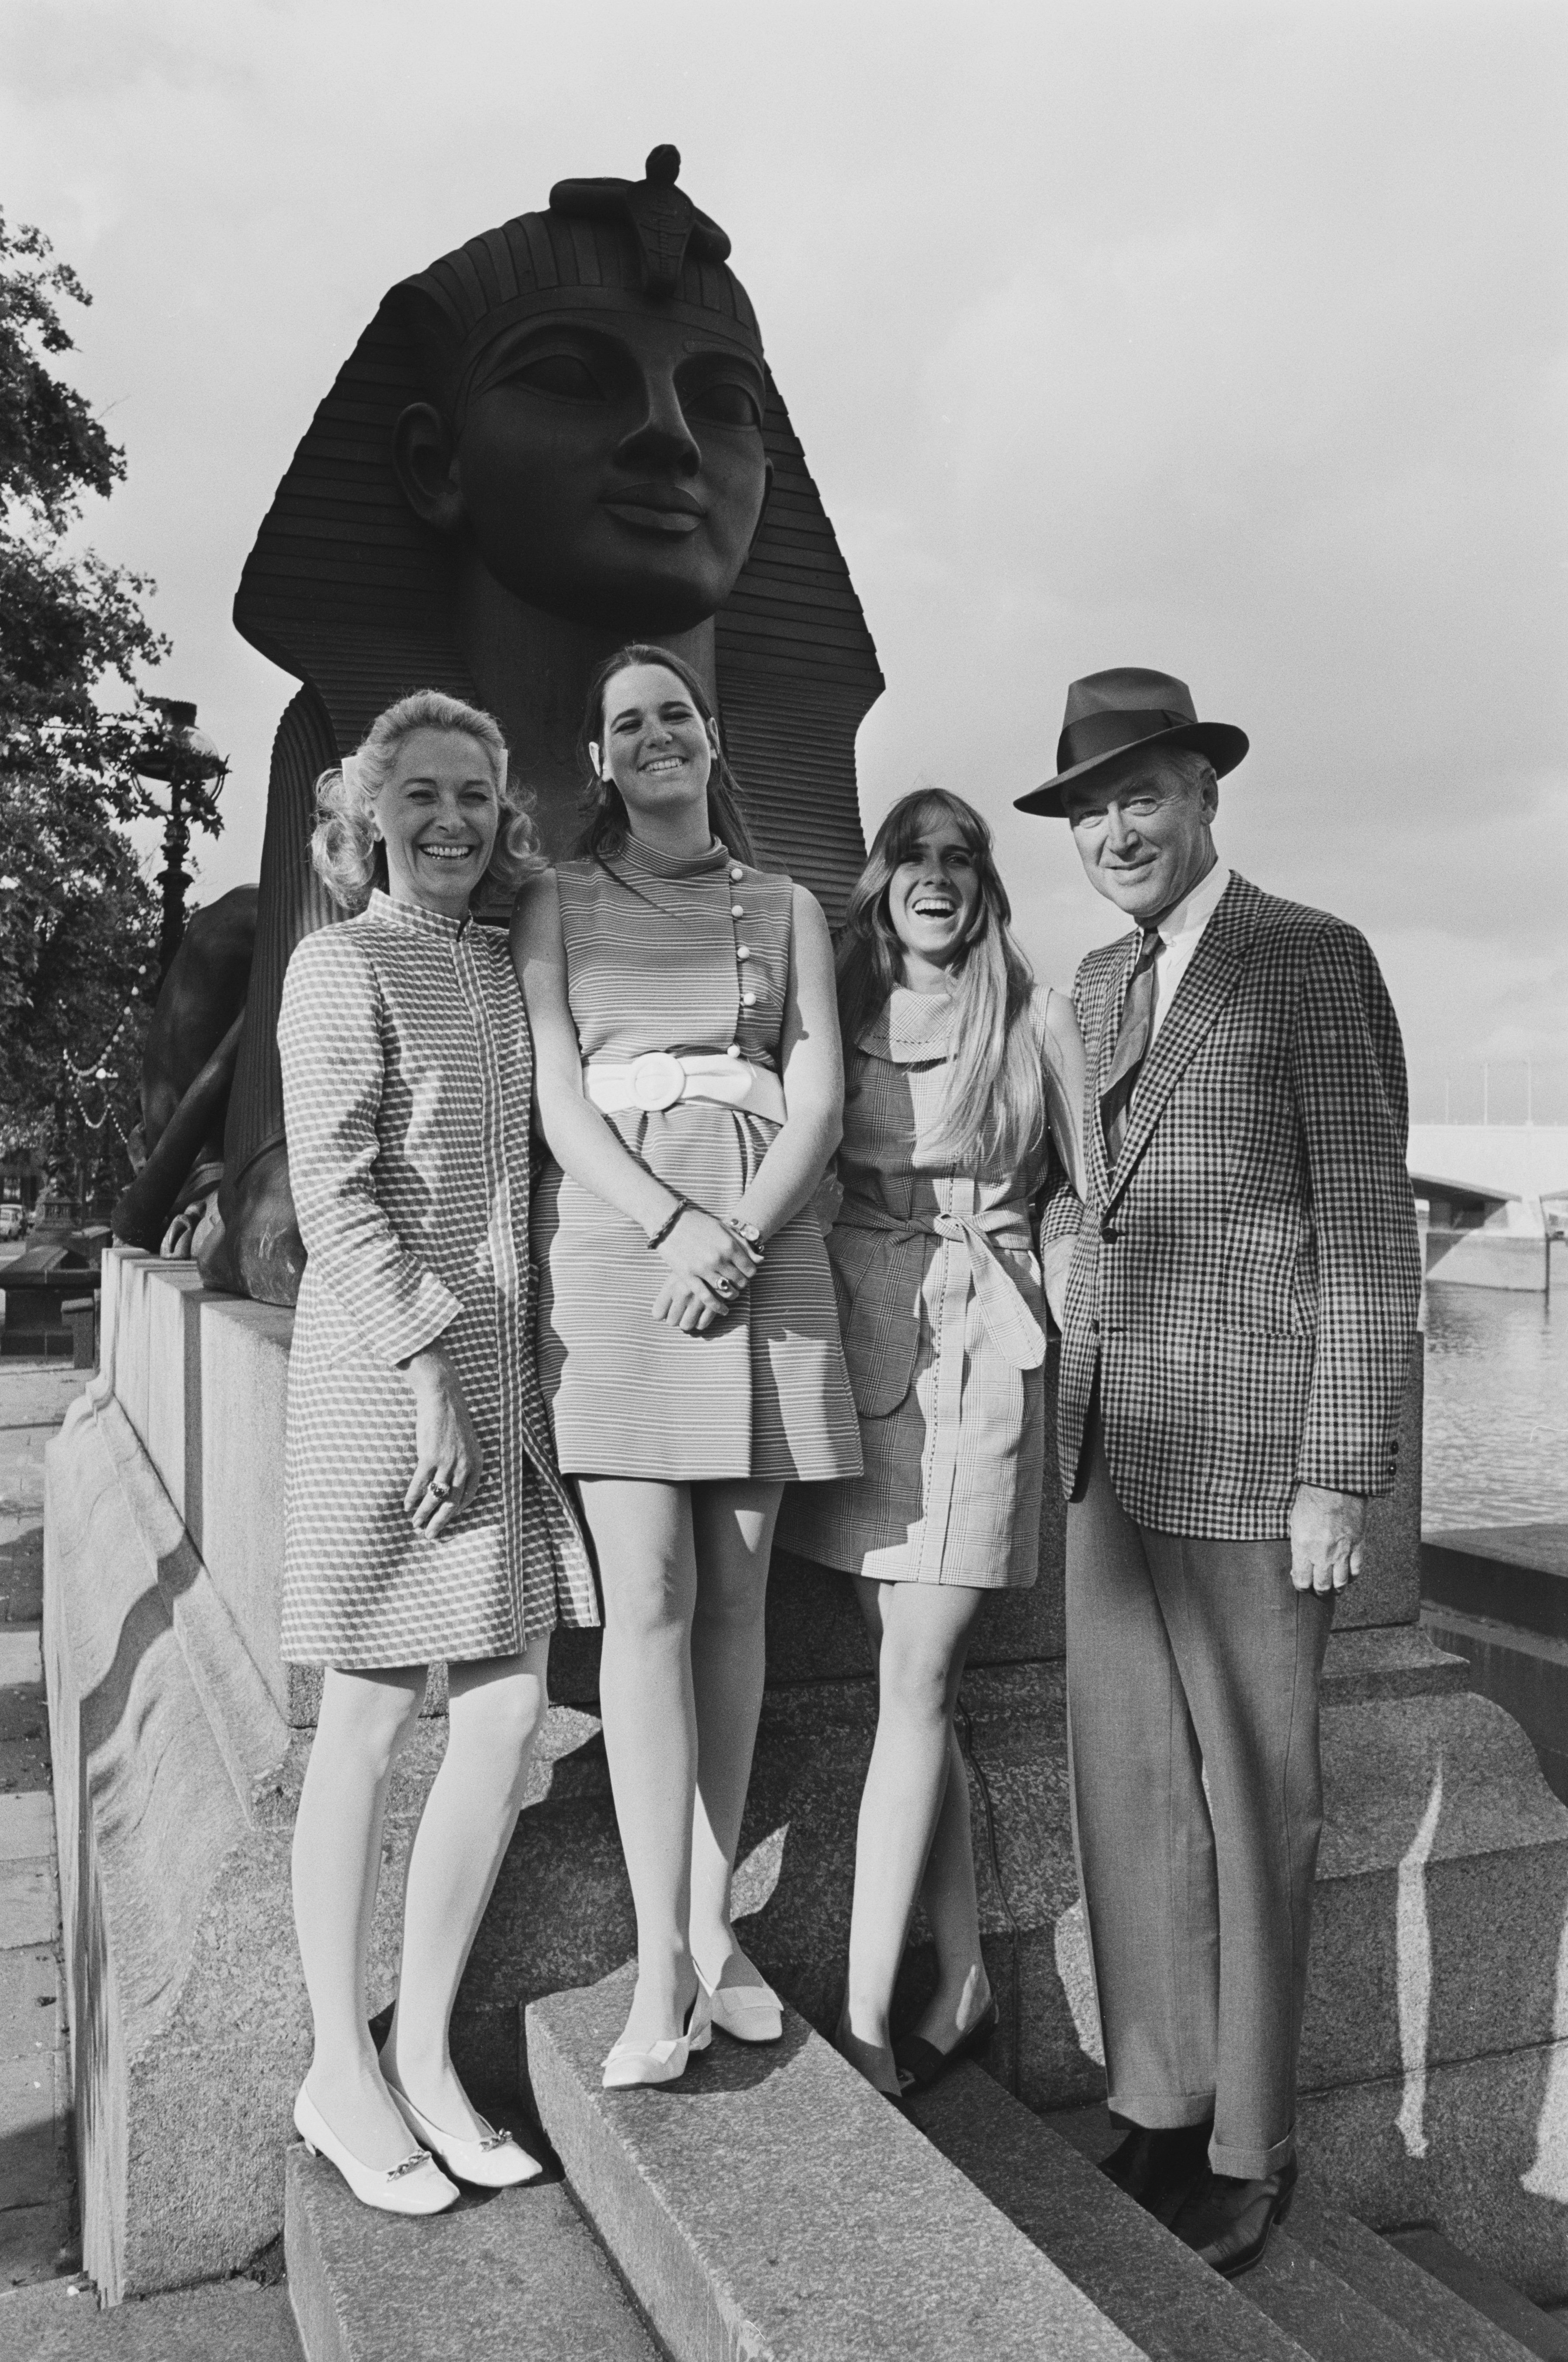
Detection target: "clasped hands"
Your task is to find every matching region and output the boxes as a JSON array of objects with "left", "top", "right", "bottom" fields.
[
  {"left": 651, "top": 1203, "right": 764, "bottom": 1333},
  {"left": 1289, "top": 1482, "right": 1366, "bottom": 1594}
]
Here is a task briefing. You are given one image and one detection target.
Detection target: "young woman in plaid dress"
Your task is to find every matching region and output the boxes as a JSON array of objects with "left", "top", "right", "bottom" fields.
[
  {"left": 780, "top": 790, "right": 1086, "bottom": 2100},
  {"left": 281, "top": 692, "right": 596, "bottom": 2213}
]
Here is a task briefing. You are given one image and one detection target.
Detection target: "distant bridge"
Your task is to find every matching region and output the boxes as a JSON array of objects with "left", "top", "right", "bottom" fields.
[{"left": 1407, "top": 1124, "right": 1568, "bottom": 1292}]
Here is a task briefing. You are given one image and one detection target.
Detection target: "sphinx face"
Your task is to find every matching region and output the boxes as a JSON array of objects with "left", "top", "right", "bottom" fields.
[{"left": 424, "top": 303, "right": 771, "bottom": 633}]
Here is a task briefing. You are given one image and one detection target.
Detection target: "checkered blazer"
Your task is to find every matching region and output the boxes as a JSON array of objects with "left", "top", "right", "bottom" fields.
[{"left": 1038, "top": 872, "right": 1421, "bottom": 1538}]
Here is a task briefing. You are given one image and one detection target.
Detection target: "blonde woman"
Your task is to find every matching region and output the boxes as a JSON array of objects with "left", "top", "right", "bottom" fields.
[
  {"left": 781, "top": 789, "right": 1086, "bottom": 2100},
  {"left": 279, "top": 691, "right": 596, "bottom": 2213}
]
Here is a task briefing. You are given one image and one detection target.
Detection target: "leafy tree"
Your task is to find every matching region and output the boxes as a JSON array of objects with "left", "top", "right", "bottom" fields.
[{"left": 0, "top": 209, "right": 180, "bottom": 1187}]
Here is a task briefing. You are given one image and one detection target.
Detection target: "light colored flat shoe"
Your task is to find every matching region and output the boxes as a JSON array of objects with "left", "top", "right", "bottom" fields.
[
  {"left": 601, "top": 1987, "right": 712, "bottom": 2090},
  {"left": 383, "top": 2074, "right": 543, "bottom": 2189},
  {"left": 701, "top": 1971, "right": 784, "bottom": 2045},
  {"left": 293, "top": 2084, "right": 459, "bottom": 2216}
]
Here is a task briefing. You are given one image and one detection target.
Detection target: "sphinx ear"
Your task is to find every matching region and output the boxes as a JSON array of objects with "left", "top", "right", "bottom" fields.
[{"left": 394, "top": 402, "right": 464, "bottom": 533}]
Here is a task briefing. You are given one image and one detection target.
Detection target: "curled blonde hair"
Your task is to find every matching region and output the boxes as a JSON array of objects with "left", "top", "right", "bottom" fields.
[{"left": 310, "top": 689, "right": 543, "bottom": 911}]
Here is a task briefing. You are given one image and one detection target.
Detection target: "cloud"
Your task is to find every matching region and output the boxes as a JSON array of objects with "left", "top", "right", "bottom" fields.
[{"left": 3, "top": 0, "right": 1563, "bottom": 1111}]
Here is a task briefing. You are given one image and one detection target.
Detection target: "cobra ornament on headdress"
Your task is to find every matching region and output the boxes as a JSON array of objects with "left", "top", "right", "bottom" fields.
[{"left": 549, "top": 145, "right": 732, "bottom": 298}]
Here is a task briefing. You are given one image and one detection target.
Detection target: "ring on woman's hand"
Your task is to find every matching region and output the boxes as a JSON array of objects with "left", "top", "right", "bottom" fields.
[
  {"left": 427, "top": 1477, "right": 452, "bottom": 1501},
  {"left": 716, "top": 1278, "right": 735, "bottom": 1297}
]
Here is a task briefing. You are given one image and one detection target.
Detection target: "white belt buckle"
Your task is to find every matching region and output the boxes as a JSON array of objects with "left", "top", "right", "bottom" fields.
[{"left": 631, "top": 1051, "right": 686, "bottom": 1112}]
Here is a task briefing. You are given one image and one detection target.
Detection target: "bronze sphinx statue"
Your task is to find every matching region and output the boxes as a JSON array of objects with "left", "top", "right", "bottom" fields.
[{"left": 123, "top": 148, "right": 881, "bottom": 1304}]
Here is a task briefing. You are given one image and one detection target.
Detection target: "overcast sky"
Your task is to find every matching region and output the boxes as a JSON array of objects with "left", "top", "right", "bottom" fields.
[{"left": 3, "top": 0, "right": 1564, "bottom": 1120}]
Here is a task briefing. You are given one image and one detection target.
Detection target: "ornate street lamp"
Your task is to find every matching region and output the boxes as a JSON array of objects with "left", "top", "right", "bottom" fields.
[{"left": 134, "top": 698, "right": 228, "bottom": 981}]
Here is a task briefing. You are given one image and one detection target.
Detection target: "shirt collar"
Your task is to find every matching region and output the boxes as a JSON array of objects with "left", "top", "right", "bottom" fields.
[
  {"left": 1155, "top": 859, "right": 1231, "bottom": 948},
  {"left": 368, "top": 886, "right": 471, "bottom": 939},
  {"left": 614, "top": 834, "right": 730, "bottom": 884},
  {"left": 856, "top": 985, "right": 957, "bottom": 1065}
]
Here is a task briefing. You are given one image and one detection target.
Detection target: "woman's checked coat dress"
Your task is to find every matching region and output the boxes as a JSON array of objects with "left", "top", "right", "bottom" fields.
[
  {"left": 278, "top": 889, "right": 597, "bottom": 1668},
  {"left": 781, "top": 986, "right": 1084, "bottom": 1588}
]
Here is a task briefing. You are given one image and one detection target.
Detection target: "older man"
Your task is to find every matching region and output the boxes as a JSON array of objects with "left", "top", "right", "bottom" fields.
[{"left": 1020, "top": 668, "right": 1420, "bottom": 2276}]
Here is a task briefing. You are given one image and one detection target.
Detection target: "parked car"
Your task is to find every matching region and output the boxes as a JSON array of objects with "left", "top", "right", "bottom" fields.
[{"left": 0, "top": 1203, "right": 25, "bottom": 1240}]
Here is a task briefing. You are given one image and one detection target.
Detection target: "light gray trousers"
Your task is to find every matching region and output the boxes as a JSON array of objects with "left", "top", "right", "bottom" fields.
[{"left": 1065, "top": 1415, "right": 1333, "bottom": 2180}]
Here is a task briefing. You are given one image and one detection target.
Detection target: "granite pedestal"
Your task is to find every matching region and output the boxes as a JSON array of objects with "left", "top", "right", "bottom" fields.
[
  {"left": 1422, "top": 1525, "right": 1568, "bottom": 1803},
  {"left": 43, "top": 1250, "right": 1568, "bottom": 2301}
]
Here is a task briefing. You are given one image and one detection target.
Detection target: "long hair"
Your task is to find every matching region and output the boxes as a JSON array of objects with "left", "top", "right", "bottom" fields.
[
  {"left": 573, "top": 643, "right": 758, "bottom": 867},
  {"left": 311, "top": 689, "right": 543, "bottom": 913},
  {"left": 838, "top": 789, "right": 1044, "bottom": 1181}
]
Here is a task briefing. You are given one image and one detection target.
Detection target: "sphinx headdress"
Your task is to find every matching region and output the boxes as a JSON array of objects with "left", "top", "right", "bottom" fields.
[{"left": 234, "top": 148, "right": 881, "bottom": 921}]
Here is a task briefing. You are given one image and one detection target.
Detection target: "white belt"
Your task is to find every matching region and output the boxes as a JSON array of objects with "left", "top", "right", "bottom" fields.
[{"left": 584, "top": 1051, "right": 787, "bottom": 1124}]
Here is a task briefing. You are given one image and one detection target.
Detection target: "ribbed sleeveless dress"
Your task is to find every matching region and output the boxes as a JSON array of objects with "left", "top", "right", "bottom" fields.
[{"left": 532, "top": 837, "right": 862, "bottom": 1485}]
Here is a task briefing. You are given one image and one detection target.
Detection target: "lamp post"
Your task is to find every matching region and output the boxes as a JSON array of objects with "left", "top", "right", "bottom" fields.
[
  {"left": 30, "top": 1060, "right": 79, "bottom": 1237},
  {"left": 134, "top": 699, "right": 229, "bottom": 982}
]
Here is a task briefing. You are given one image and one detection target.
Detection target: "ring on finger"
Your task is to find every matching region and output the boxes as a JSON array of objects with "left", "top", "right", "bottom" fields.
[{"left": 427, "top": 1477, "right": 452, "bottom": 1502}]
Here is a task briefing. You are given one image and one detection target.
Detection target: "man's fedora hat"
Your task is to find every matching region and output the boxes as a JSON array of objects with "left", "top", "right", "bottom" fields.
[{"left": 1015, "top": 667, "right": 1249, "bottom": 817}]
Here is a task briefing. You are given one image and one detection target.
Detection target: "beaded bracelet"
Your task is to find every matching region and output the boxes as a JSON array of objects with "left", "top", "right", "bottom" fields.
[{"left": 645, "top": 1196, "right": 696, "bottom": 1251}]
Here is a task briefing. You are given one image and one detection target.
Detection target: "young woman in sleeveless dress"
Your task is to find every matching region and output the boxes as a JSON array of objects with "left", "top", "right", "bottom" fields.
[
  {"left": 512, "top": 646, "right": 860, "bottom": 2086},
  {"left": 779, "top": 790, "right": 1086, "bottom": 2100},
  {"left": 281, "top": 692, "right": 597, "bottom": 2212}
]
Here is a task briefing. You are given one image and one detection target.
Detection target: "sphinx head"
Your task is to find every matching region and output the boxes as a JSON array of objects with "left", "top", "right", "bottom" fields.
[{"left": 390, "top": 147, "right": 770, "bottom": 635}]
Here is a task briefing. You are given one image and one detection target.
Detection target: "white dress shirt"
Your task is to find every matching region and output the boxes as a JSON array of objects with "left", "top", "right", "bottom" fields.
[{"left": 1147, "top": 861, "right": 1231, "bottom": 1044}]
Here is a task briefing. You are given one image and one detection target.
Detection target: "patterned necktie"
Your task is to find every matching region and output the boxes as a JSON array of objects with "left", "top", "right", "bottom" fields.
[{"left": 1100, "top": 927, "right": 1163, "bottom": 1168}]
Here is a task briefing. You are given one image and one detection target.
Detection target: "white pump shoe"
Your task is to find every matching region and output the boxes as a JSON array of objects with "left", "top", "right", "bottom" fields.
[
  {"left": 601, "top": 1986, "right": 713, "bottom": 2089},
  {"left": 382, "top": 2074, "right": 544, "bottom": 2189},
  {"left": 293, "top": 2084, "right": 459, "bottom": 2216},
  {"left": 698, "top": 1966, "right": 784, "bottom": 2045}
]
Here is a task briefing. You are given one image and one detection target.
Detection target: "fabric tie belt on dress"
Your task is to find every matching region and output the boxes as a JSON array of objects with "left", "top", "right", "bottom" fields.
[
  {"left": 835, "top": 1193, "right": 1047, "bottom": 1371},
  {"left": 583, "top": 1051, "right": 787, "bottom": 1125}
]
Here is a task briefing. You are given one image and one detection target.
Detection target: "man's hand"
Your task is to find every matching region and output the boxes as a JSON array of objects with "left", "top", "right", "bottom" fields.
[{"left": 1289, "top": 1484, "right": 1366, "bottom": 1594}]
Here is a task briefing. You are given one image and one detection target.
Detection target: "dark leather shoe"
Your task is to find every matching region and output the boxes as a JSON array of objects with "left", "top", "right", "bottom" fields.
[
  {"left": 893, "top": 1998, "right": 999, "bottom": 2093},
  {"left": 1171, "top": 2152, "right": 1298, "bottom": 2278},
  {"left": 1099, "top": 2120, "right": 1213, "bottom": 2225}
]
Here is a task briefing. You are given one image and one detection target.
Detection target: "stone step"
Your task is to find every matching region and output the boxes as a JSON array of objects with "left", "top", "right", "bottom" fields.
[
  {"left": 915, "top": 2066, "right": 1544, "bottom": 2362},
  {"left": 1042, "top": 2099, "right": 1461, "bottom": 2362},
  {"left": 1242, "top": 2218, "right": 1478, "bottom": 2362},
  {"left": 0, "top": 2272, "right": 301, "bottom": 2358},
  {"left": 1287, "top": 2194, "right": 1544, "bottom": 2362},
  {"left": 905, "top": 2061, "right": 1315, "bottom": 2362},
  {"left": 1388, "top": 2226, "right": 1568, "bottom": 2359},
  {"left": 951, "top": 1667, "right": 1568, "bottom": 2121},
  {"left": 455, "top": 1631, "right": 1475, "bottom": 2120},
  {"left": 1318, "top": 1623, "right": 1470, "bottom": 1705},
  {"left": 283, "top": 2141, "right": 660, "bottom": 2362},
  {"left": 526, "top": 1965, "right": 1143, "bottom": 2361}
]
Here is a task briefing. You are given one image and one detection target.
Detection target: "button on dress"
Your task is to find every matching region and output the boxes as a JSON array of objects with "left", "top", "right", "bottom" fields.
[
  {"left": 532, "top": 837, "right": 862, "bottom": 1484},
  {"left": 278, "top": 890, "right": 597, "bottom": 1667},
  {"left": 780, "top": 986, "right": 1081, "bottom": 1589}
]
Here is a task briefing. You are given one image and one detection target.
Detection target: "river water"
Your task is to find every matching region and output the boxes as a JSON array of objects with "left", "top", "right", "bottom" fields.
[
  {"left": 1421, "top": 1280, "right": 1568, "bottom": 1533},
  {"left": 3, "top": 1252, "right": 1559, "bottom": 1532}
]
